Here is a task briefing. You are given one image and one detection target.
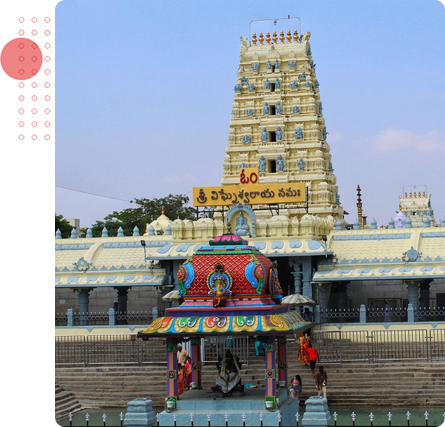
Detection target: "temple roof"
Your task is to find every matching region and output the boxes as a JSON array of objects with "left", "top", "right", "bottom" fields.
[
  {"left": 312, "top": 228, "right": 445, "bottom": 282},
  {"left": 138, "top": 311, "right": 310, "bottom": 338}
]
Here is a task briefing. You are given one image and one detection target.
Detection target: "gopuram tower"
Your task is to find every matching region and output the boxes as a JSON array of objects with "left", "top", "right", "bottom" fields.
[{"left": 222, "top": 28, "right": 344, "bottom": 221}]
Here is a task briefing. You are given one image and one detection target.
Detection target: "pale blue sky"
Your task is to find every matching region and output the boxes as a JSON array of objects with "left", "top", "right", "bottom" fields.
[{"left": 55, "top": 0, "right": 445, "bottom": 228}]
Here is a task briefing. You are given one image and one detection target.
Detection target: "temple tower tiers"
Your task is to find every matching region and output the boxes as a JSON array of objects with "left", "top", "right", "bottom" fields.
[{"left": 221, "top": 29, "right": 344, "bottom": 221}]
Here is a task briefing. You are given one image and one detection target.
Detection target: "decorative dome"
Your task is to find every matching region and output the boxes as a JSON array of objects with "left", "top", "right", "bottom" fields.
[{"left": 176, "top": 234, "right": 283, "bottom": 311}]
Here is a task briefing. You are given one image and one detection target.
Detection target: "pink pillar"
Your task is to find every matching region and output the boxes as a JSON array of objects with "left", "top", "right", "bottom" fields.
[
  {"left": 277, "top": 336, "right": 288, "bottom": 388},
  {"left": 191, "top": 338, "right": 202, "bottom": 389},
  {"left": 166, "top": 338, "right": 178, "bottom": 409}
]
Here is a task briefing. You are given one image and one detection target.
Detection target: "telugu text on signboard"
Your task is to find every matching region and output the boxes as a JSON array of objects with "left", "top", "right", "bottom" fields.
[{"left": 192, "top": 182, "right": 306, "bottom": 207}]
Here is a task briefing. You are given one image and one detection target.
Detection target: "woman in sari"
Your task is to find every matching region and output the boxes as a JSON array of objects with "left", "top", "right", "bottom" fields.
[
  {"left": 177, "top": 363, "right": 184, "bottom": 395},
  {"left": 185, "top": 356, "right": 192, "bottom": 390},
  {"left": 298, "top": 333, "right": 311, "bottom": 365}
]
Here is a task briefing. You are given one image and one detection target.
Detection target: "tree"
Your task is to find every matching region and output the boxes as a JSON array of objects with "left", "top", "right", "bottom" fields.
[
  {"left": 89, "top": 194, "right": 196, "bottom": 237},
  {"left": 55, "top": 213, "right": 73, "bottom": 238}
]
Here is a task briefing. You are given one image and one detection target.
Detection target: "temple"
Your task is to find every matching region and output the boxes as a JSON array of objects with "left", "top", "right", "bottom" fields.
[{"left": 137, "top": 232, "right": 310, "bottom": 422}]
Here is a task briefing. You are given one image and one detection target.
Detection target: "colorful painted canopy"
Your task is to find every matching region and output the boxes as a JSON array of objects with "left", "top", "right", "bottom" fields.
[{"left": 138, "top": 310, "right": 310, "bottom": 338}]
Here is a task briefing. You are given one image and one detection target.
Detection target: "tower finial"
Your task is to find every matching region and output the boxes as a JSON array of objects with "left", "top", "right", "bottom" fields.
[
  {"left": 259, "top": 32, "right": 264, "bottom": 45},
  {"left": 280, "top": 30, "right": 285, "bottom": 44},
  {"left": 266, "top": 31, "right": 271, "bottom": 45},
  {"left": 161, "top": 206, "right": 165, "bottom": 215},
  {"left": 293, "top": 29, "right": 299, "bottom": 42},
  {"left": 357, "top": 184, "right": 363, "bottom": 229},
  {"left": 287, "top": 30, "right": 292, "bottom": 43},
  {"left": 252, "top": 32, "right": 257, "bottom": 45},
  {"left": 272, "top": 30, "right": 278, "bottom": 44}
]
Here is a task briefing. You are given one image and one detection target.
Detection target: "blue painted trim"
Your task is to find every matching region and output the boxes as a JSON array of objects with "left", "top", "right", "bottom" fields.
[
  {"left": 421, "top": 232, "right": 445, "bottom": 238},
  {"left": 157, "top": 244, "right": 174, "bottom": 254},
  {"left": 55, "top": 281, "right": 163, "bottom": 288},
  {"left": 253, "top": 242, "right": 266, "bottom": 250},
  {"left": 176, "top": 244, "right": 193, "bottom": 252},
  {"left": 271, "top": 241, "right": 284, "bottom": 249},
  {"left": 289, "top": 240, "right": 302, "bottom": 248},
  {"left": 332, "top": 234, "right": 411, "bottom": 241},
  {"left": 314, "top": 274, "right": 445, "bottom": 282},
  {"left": 103, "top": 241, "right": 169, "bottom": 248},
  {"left": 55, "top": 244, "right": 93, "bottom": 250}
]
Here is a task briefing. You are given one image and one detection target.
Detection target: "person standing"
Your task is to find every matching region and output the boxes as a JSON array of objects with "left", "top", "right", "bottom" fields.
[
  {"left": 314, "top": 366, "right": 327, "bottom": 399},
  {"left": 185, "top": 356, "right": 192, "bottom": 390},
  {"left": 298, "top": 333, "right": 311, "bottom": 365},
  {"left": 306, "top": 343, "right": 319, "bottom": 377},
  {"left": 177, "top": 344, "right": 188, "bottom": 386},
  {"left": 289, "top": 374, "right": 303, "bottom": 408},
  {"left": 177, "top": 363, "right": 184, "bottom": 396}
]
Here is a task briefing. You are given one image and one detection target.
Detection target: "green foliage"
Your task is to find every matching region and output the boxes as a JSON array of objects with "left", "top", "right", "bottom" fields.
[
  {"left": 89, "top": 194, "right": 196, "bottom": 237},
  {"left": 55, "top": 213, "right": 73, "bottom": 238}
]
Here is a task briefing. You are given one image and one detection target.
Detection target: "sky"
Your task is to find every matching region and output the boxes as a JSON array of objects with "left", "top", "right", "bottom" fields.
[{"left": 55, "top": 0, "right": 445, "bottom": 229}]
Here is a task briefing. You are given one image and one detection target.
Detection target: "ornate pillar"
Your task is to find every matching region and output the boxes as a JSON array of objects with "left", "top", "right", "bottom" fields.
[
  {"left": 406, "top": 280, "right": 420, "bottom": 322},
  {"left": 301, "top": 257, "right": 313, "bottom": 300},
  {"left": 166, "top": 338, "right": 178, "bottom": 410},
  {"left": 264, "top": 335, "right": 277, "bottom": 410},
  {"left": 76, "top": 288, "right": 91, "bottom": 326},
  {"left": 277, "top": 336, "right": 288, "bottom": 389},
  {"left": 419, "top": 280, "right": 431, "bottom": 308},
  {"left": 319, "top": 283, "right": 329, "bottom": 312},
  {"left": 116, "top": 286, "right": 129, "bottom": 325},
  {"left": 191, "top": 338, "right": 202, "bottom": 389}
]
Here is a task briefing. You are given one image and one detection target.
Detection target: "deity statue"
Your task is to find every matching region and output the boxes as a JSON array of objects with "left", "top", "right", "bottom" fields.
[
  {"left": 269, "top": 261, "right": 283, "bottom": 303},
  {"left": 288, "top": 60, "right": 295, "bottom": 68},
  {"left": 295, "top": 127, "right": 304, "bottom": 140},
  {"left": 276, "top": 102, "right": 282, "bottom": 115},
  {"left": 235, "top": 212, "right": 250, "bottom": 237},
  {"left": 239, "top": 163, "right": 246, "bottom": 169},
  {"left": 259, "top": 155, "right": 266, "bottom": 172},
  {"left": 252, "top": 63, "right": 259, "bottom": 71},
  {"left": 261, "top": 128, "right": 268, "bottom": 142},
  {"left": 290, "top": 81, "right": 298, "bottom": 89},
  {"left": 215, "top": 349, "right": 242, "bottom": 396},
  {"left": 234, "top": 84, "right": 241, "bottom": 92},
  {"left": 293, "top": 105, "right": 300, "bottom": 114},
  {"left": 276, "top": 126, "right": 283, "bottom": 141},
  {"left": 323, "top": 127, "right": 327, "bottom": 140},
  {"left": 242, "top": 135, "right": 251, "bottom": 144},
  {"left": 336, "top": 193, "right": 341, "bottom": 205},
  {"left": 299, "top": 158, "right": 305, "bottom": 171},
  {"left": 274, "top": 59, "right": 280, "bottom": 69},
  {"left": 246, "top": 109, "right": 253, "bottom": 116},
  {"left": 263, "top": 102, "right": 269, "bottom": 115},
  {"left": 277, "top": 155, "right": 285, "bottom": 172},
  {"left": 264, "top": 79, "right": 270, "bottom": 90},
  {"left": 248, "top": 83, "right": 255, "bottom": 92},
  {"left": 266, "top": 60, "right": 271, "bottom": 70},
  {"left": 241, "top": 76, "right": 248, "bottom": 85},
  {"left": 208, "top": 262, "right": 232, "bottom": 308},
  {"left": 275, "top": 78, "right": 281, "bottom": 89},
  {"left": 299, "top": 72, "right": 306, "bottom": 81}
]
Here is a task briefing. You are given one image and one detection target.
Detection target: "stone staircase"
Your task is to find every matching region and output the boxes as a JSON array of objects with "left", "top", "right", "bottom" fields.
[
  {"left": 55, "top": 382, "right": 82, "bottom": 419},
  {"left": 55, "top": 341, "right": 445, "bottom": 411}
]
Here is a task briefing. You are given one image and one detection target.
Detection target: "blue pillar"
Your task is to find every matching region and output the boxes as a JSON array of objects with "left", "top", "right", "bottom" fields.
[
  {"left": 319, "top": 283, "right": 329, "bottom": 312},
  {"left": 77, "top": 289, "right": 91, "bottom": 326},
  {"left": 314, "top": 305, "right": 321, "bottom": 324},
  {"left": 407, "top": 303, "right": 414, "bottom": 323},
  {"left": 360, "top": 304, "right": 366, "bottom": 323},
  {"left": 152, "top": 307, "right": 158, "bottom": 320},
  {"left": 108, "top": 307, "right": 116, "bottom": 326},
  {"left": 301, "top": 257, "right": 313, "bottom": 299},
  {"left": 406, "top": 281, "right": 419, "bottom": 321},
  {"left": 67, "top": 308, "right": 75, "bottom": 327}
]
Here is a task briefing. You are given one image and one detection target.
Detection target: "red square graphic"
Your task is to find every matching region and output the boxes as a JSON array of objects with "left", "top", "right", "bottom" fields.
[{"left": 0, "top": 18, "right": 54, "bottom": 140}]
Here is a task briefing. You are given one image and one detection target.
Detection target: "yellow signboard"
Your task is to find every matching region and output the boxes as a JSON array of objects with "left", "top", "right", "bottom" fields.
[{"left": 193, "top": 182, "right": 306, "bottom": 207}]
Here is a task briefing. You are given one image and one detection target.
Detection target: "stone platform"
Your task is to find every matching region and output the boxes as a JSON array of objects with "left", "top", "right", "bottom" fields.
[{"left": 158, "top": 388, "right": 300, "bottom": 426}]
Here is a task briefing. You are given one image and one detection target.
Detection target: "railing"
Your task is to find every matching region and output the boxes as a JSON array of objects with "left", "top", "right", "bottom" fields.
[
  {"left": 55, "top": 309, "right": 156, "bottom": 327},
  {"left": 312, "top": 329, "right": 445, "bottom": 363},
  {"left": 203, "top": 335, "right": 250, "bottom": 364},
  {"left": 55, "top": 335, "right": 166, "bottom": 366},
  {"left": 318, "top": 305, "right": 445, "bottom": 324}
]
